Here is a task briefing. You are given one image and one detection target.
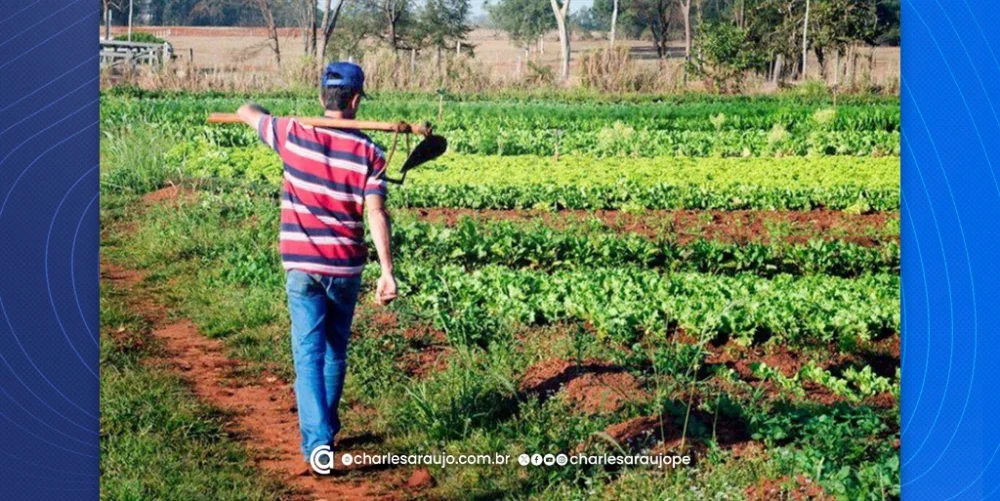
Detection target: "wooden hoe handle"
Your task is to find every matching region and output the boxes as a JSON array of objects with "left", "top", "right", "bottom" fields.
[{"left": 206, "top": 113, "right": 433, "bottom": 136}]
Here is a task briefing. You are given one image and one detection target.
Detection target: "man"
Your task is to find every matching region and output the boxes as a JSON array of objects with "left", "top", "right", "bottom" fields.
[{"left": 236, "top": 62, "right": 397, "bottom": 474}]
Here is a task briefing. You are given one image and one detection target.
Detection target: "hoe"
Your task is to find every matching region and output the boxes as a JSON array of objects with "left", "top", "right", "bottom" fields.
[{"left": 207, "top": 113, "right": 447, "bottom": 184}]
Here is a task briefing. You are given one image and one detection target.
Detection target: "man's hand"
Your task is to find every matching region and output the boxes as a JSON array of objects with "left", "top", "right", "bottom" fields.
[
  {"left": 236, "top": 102, "right": 271, "bottom": 128},
  {"left": 376, "top": 272, "right": 397, "bottom": 306},
  {"left": 366, "top": 193, "right": 396, "bottom": 306}
]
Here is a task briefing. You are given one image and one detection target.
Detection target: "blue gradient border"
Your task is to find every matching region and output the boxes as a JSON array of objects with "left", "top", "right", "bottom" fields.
[
  {"left": 0, "top": 1, "right": 101, "bottom": 498},
  {"left": 900, "top": 0, "right": 1000, "bottom": 498},
  {"left": 0, "top": 0, "right": 997, "bottom": 499}
]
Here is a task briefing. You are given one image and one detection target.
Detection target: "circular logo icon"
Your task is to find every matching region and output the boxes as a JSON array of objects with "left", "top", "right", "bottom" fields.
[
  {"left": 517, "top": 454, "right": 530, "bottom": 466},
  {"left": 556, "top": 454, "right": 568, "bottom": 466},
  {"left": 341, "top": 452, "right": 354, "bottom": 466},
  {"left": 531, "top": 454, "right": 543, "bottom": 466},
  {"left": 309, "top": 445, "right": 335, "bottom": 474},
  {"left": 543, "top": 454, "right": 556, "bottom": 466}
]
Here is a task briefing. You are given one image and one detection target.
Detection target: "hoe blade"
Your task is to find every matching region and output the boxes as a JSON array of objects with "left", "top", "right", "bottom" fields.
[{"left": 400, "top": 135, "right": 448, "bottom": 173}]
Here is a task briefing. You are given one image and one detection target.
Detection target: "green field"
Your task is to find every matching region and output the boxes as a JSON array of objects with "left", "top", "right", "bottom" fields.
[{"left": 101, "top": 90, "right": 900, "bottom": 500}]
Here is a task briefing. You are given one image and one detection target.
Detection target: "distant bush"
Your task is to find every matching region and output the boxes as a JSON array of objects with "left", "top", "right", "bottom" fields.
[{"left": 114, "top": 32, "right": 167, "bottom": 44}]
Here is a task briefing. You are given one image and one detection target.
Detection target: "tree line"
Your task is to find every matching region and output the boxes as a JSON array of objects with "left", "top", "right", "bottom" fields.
[
  {"left": 489, "top": 0, "right": 899, "bottom": 83},
  {"left": 102, "top": 0, "right": 899, "bottom": 85}
]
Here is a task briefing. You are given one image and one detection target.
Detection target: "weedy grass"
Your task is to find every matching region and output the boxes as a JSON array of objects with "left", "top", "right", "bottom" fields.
[
  {"left": 99, "top": 280, "right": 291, "bottom": 501},
  {"left": 101, "top": 125, "right": 178, "bottom": 196}
]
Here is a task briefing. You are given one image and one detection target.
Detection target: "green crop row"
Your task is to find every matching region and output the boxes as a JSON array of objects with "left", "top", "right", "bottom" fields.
[
  {"left": 102, "top": 94, "right": 899, "bottom": 157},
  {"left": 161, "top": 144, "right": 899, "bottom": 211},
  {"left": 205, "top": 198, "right": 898, "bottom": 280},
  {"left": 394, "top": 184, "right": 897, "bottom": 213},
  {"left": 386, "top": 262, "right": 899, "bottom": 348},
  {"left": 399, "top": 154, "right": 898, "bottom": 210},
  {"left": 442, "top": 126, "right": 899, "bottom": 157},
  {"left": 392, "top": 217, "right": 899, "bottom": 277},
  {"left": 161, "top": 122, "right": 900, "bottom": 158},
  {"left": 408, "top": 154, "right": 898, "bottom": 188},
  {"left": 101, "top": 94, "right": 899, "bottom": 132},
  {"left": 132, "top": 119, "right": 899, "bottom": 158}
]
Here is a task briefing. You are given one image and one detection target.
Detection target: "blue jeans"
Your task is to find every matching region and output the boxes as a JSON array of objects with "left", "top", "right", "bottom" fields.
[{"left": 285, "top": 269, "right": 362, "bottom": 462}]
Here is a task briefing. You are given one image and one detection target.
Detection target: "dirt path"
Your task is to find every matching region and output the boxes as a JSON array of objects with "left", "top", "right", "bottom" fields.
[{"left": 102, "top": 264, "right": 413, "bottom": 501}]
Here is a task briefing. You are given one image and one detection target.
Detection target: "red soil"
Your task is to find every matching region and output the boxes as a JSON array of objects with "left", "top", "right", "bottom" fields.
[
  {"left": 605, "top": 416, "right": 670, "bottom": 447},
  {"left": 520, "top": 358, "right": 599, "bottom": 396},
  {"left": 521, "top": 358, "right": 627, "bottom": 393},
  {"left": 103, "top": 263, "right": 420, "bottom": 500},
  {"left": 746, "top": 474, "right": 835, "bottom": 501},
  {"left": 404, "top": 468, "right": 436, "bottom": 489},
  {"left": 519, "top": 357, "right": 650, "bottom": 414},
  {"left": 574, "top": 416, "right": 679, "bottom": 455},
  {"left": 705, "top": 340, "right": 842, "bottom": 379},
  {"left": 141, "top": 185, "right": 198, "bottom": 205},
  {"left": 576, "top": 410, "right": 751, "bottom": 457},
  {"left": 561, "top": 372, "right": 650, "bottom": 414},
  {"left": 863, "top": 392, "right": 898, "bottom": 409},
  {"left": 398, "top": 346, "right": 451, "bottom": 379},
  {"left": 411, "top": 208, "right": 898, "bottom": 246}
]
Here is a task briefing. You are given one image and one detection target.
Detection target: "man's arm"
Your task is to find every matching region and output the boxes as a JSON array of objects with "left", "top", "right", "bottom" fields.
[
  {"left": 236, "top": 102, "right": 270, "bottom": 128},
  {"left": 365, "top": 194, "right": 397, "bottom": 305},
  {"left": 239, "top": 103, "right": 284, "bottom": 153}
]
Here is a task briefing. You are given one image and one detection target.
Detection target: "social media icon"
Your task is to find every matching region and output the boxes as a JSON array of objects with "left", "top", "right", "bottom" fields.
[
  {"left": 531, "top": 454, "right": 543, "bottom": 466},
  {"left": 518, "top": 454, "right": 530, "bottom": 466},
  {"left": 543, "top": 454, "right": 555, "bottom": 466},
  {"left": 556, "top": 454, "right": 568, "bottom": 466},
  {"left": 341, "top": 452, "right": 354, "bottom": 466}
]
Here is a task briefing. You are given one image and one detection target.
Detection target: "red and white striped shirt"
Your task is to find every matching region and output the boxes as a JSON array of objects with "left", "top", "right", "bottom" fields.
[{"left": 258, "top": 115, "right": 388, "bottom": 277}]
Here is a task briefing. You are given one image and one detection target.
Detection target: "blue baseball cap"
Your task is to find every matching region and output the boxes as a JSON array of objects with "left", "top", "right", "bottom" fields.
[{"left": 322, "top": 62, "right": 366, "bottom": 96}]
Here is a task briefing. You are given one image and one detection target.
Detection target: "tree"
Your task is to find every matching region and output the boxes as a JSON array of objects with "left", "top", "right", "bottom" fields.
[
  {"left": 808, "top": 0, "right": 864, "bottom": 81},
  {"left": 689, "top": 21, "right": 766, "bottom": 91},
  {"left": 635, "top": 0, "right": 673, "bottom": 58},
  {"left": 609, "top": 0, "right": 618, "bottom": 47},
  {"left": 746, "top": 0, "right": 802, "bottom": 82},
  {"left": 416, "top": 0, "right": 472, "bottom": 52},
  {"left": 800, "top": 0, "right": 809, "bottom": 79},
  {"left": 549, "top": 0, "right": 571, "bottom": 79},
  {"left": 102, "top": 0, "right": 125, "bottom": 39},
  {"left": 591, "top": 0, "right": 667, "bottom": 51},
  {"left": 154, "top": 0, "right": 260, "bottom": 26},
  {"left": 252, "top": 0, "right": 282, "bottom": 65},
  {"left": 317, "top": 0, "right": 347, "bottom": 60},
  {"left": 677, "top": 0, "right": 691, "bottom": 64},
  {"left": 289, "top": 0, "right": 319, "bottom": 56},
  {"left": 369, "top": 0, "right": 413, "bottom": 50},
  {"left": 874, "top": 0, "right": 900, "bottom": 45},
  {"left": 486, "top": 0, "right": 556, "bottom": 50},
  {"left": 572, "top": 6, "right": 607, "bottom": 31},
  {"left": 327, "top": 0, "right": 382, "bottom": 57},
  {"left": 733, "top": 0, "right": 747, "bottom": 28}
]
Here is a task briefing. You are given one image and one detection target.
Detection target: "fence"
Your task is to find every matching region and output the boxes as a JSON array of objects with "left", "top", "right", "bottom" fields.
[{"left": 100, "top": 40, "right": 172, "bottom": 70}]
